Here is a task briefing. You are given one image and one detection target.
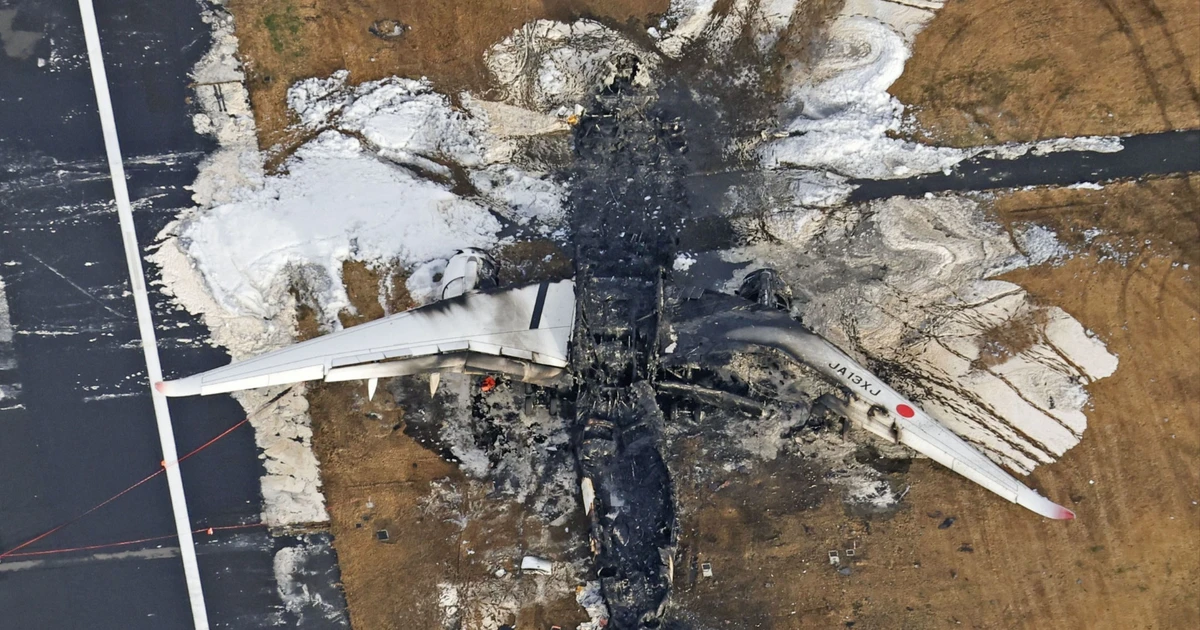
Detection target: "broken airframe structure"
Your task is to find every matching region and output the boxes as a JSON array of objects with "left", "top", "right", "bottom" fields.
[{"left": 159, "top": 55, "right": 1077, "bottom": 628}]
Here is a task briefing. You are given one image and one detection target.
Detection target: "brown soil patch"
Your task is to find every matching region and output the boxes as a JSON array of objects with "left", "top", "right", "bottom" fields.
[
  {"left": 669, "top": 176, "right": 1199, "bottom": 629},
  {"left": 493, "top": 239, "right": 575, "bottom": 286},
  {"left": 309, "top": 381, "right": 463, "bottom": 629},
  {"left": 226, "top": 0, "right": 669, "bottom": 153},
  {"left": 338, "top": 261, "right": 387, "bottom": 325},
  {"left": 293, "top": 292, "right": 322, "bottom": 341},
  {"left": 971, "top": 308, "right": 1049, "bottom": 370},
  {"left": 336, "top": 260, "right": 415, "bottom": 329},
  {"left": 892, "top": 0, "right": 1200, "bottom": 145},
  {"left": 991, "top": 175, "right": 1200, "bottom": 268}
]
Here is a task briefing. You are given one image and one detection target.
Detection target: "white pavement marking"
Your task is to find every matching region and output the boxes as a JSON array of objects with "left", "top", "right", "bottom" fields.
[
  {"left": 0, "top": 547, "right": 181, "bottom": 573},
  {"left": 75, "top": 1, "right": 210, "bottom": 628},
  {"left": 0, "top": 276, "right": 21, "bottom": 411}
]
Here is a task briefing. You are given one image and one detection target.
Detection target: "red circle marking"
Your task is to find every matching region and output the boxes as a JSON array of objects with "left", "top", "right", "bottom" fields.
[{"left": 896, "top": 404, "right": 915, "bottom": 418}]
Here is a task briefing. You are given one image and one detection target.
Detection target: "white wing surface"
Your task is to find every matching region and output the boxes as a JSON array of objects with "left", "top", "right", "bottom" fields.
[{"left": 157, "top": 281, "right": 575, "bottom": 397}]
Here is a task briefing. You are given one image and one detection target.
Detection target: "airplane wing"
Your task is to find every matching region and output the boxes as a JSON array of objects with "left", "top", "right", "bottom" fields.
[
  {"left": 157, "top": 280, "right": 575, "bottom": 397},
  {"left": 668, "top": 295, "right": 1075, "bottom": 520}
]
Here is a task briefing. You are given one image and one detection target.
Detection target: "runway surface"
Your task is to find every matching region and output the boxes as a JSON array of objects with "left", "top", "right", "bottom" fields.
[{"left": 0, "top": 1, "right": 347, "bottom": 627}]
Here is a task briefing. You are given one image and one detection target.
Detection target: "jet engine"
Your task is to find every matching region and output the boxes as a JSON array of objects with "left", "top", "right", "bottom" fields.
[
  {"left": 437, "top": 248, "right": 498, "bottom": 300},
  {"left": 736, "top": 268, "right": 793, "bottom": 311}
]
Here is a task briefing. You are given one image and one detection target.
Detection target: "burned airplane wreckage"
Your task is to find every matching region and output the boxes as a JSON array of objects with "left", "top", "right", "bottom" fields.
[{"left": 159, "top": 55, "right": 1074, "bottom": 628}]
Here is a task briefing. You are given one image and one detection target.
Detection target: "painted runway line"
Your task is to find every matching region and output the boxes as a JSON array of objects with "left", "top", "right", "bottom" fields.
[{"left": 75, "top": 1, "right": 210, "bottom": 627}]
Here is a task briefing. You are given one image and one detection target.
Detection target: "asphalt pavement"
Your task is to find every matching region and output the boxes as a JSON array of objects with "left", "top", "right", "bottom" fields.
[{"left": 0, "top": 1, "right": 346, "bottom": 627}]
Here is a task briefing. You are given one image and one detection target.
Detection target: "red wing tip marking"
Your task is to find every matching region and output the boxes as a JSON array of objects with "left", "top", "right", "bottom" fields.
[
  {"left": 154, "top": 381, "right": 166, "bottom": 393},
  {"left": 1058, "top": 507, "right": 1076, "bottom": 520},
  {"left": 896, "top": 403, "right": 915, "bottom": 418}
]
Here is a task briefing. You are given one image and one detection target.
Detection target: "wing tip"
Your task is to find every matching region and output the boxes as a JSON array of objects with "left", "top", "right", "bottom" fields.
[
  {"left": 1016, "top": 487, "right": 1076, "bottom": 521},
  {"left": 155, "top": 378, "right": 202, "bottom": 397}
]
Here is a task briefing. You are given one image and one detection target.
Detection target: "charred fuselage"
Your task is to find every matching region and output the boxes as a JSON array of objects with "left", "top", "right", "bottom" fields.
[{"left": 566, "top": 55, "right": 689, "bottom": 629}]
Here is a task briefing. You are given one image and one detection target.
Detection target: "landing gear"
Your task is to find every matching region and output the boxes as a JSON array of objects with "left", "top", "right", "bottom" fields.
[{"left": 522, "top": 382, "right": 562, "bottom": 417}]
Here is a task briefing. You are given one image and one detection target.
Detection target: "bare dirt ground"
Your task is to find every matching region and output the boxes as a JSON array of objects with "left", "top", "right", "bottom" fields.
[
  {"left": 225, "top": 0, "right": 667, "bottom": 154},
  {"left": 669, "top": 176, "right": 1199, "bottom": 629},
  {"left": 308, "top": 380, "right": 464, "bottom": 629},
  {"left": 891, "top": 0, "right": 1200, "bottom": 145}
]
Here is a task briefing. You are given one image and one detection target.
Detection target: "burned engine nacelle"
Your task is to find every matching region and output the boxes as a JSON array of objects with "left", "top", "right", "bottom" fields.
[
  {"left": 737, "top": 268, "right": 793, "bottom": 311},
  {"left": 438, "top": 248, "right": 498, "bottom": 300}
]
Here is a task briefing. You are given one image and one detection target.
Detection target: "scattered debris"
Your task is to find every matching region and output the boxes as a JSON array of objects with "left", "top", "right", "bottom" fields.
[
  {"left": 520, "top": 555, "right": 553, "bottom": 576},
  {"left": 575, "top": 582, "right": 609, "bottom": 630},
  {"left": 580, "top": 477, "right": 596, "bottom": 515},
  {"left": 939, "top": 517, "right": 957, "bottom": 530},
  {"left": 485, "top": 20, "right": 658, "bottom": 112},
  {"left": 368, "top": 19, "right": 406, "bottom": 40}
]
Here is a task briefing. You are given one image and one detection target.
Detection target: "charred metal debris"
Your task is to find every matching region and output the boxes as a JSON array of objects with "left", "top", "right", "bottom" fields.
[
  {"left": 567, "top": 53, "right": 685, "bottom": 629},
  {"left": 563, "top": 55, "right": 813, "bottom": 629}
]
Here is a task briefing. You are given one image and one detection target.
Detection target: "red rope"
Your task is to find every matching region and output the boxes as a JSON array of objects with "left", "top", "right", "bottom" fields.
[
  {"left": 172, "top": 417, "right": 249, "bottom": 468},
  {"left": 7, "top": 534, "right": 179, "bottom": 557},
  {"left": 1, "top": 523, "right": 265, "bottom": 559},
  {"left": 0, "top": 417, "right": 250, "bottom": 559}
]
